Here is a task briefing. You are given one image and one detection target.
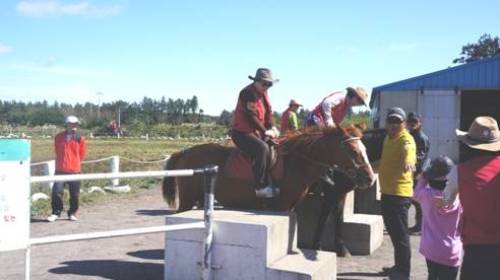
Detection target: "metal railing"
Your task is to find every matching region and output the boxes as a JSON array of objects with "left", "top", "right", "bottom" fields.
[{"left": 26, "top": 165, "right": 218, "bottom": 280}]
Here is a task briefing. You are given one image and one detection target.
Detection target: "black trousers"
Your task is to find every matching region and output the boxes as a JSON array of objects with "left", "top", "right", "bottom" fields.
[
  {"left": 231, "top": 130, "right": 270, "bottom": 189},
  {"left": 426, "top": 259, "right": 459, "bottom": 280},
  {"left": 460, "top": 244, "right": 500, "bottom": 280},
  {"left": 51, "top": 171, "right": 81, "bottom": 216},
  {"left": 381, "top": 194, "right": 411, "bottom": 277}
]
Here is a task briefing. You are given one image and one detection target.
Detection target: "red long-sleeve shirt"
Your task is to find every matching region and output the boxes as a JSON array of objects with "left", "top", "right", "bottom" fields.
[{"left": 54, "top": 131, "right": 86, "bottom": 173}]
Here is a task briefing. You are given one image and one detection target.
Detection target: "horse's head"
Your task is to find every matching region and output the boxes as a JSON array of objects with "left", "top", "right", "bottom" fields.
[{"left": 321, "top": 126, "right": 377, "bottom": 189}]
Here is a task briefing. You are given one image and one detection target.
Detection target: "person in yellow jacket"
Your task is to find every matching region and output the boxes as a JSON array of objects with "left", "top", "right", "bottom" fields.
[{"left": 378, "top": 107, "right": 416, "bottom": 280}]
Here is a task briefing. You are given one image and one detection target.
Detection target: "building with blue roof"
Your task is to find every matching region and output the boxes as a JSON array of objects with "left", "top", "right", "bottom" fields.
[{"left": 370, "top": 55, "right": 500, "bottom": 161}]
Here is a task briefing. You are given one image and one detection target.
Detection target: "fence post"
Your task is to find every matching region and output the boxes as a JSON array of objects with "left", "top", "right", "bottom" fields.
[
  {"left": 110, "top": 156, "right": 120, "bottom": 186},
  {"left": 201, "top": 165, "right": 218, "bottom": 280},
  {"left": 44, "top": 160, "right": 55, "bottom": 189}
]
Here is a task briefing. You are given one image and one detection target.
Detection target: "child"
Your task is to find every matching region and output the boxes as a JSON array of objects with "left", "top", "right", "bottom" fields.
[{"left": 413, "top": 155, "right": 462, "bottom": 280}]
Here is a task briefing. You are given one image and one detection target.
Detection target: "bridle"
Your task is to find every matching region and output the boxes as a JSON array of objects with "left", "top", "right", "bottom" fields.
[{"left": 292, "top": 136, "right": 371, "bottom": 180}]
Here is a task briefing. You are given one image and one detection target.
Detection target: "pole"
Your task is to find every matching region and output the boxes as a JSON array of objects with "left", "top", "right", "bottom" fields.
[
  {"left": 25, "top": 247, "right": 30, "bottom": 280},
  {"left": 110, "top": 156, "right": 120, "bottom": 186},
  {"left": 117, "top": 107, "right": 121, "bottom": 138},
  {"left": 201, "top": 165, "right": 218, "bottom": 280}
]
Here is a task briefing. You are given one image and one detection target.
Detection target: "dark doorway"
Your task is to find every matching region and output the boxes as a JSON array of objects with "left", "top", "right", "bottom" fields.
[{"left": 460, "top": 90, "right": 500, "bottom": 161}]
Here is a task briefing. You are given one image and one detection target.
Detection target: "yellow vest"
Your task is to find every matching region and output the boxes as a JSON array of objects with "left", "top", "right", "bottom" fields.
[{"left": 379, "top": 129, "right": 416, "bottom": 197}]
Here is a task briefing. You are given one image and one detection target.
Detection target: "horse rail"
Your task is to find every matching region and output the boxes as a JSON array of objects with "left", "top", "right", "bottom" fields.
[
  {"left": 30, "top": 169, "right": 199, "bottom": 183},
  {"left": 119, "top": 155, "right": 170, "bottom": 164},
  {"left": 25, "top": 165, "right": 219, "bottom": 280},
  {"left": 30, "top": 155, "right": 170, "bottom": 166}
]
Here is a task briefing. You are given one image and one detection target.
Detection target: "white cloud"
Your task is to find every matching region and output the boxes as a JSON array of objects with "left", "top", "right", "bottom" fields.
[
  {"left": 16, "top": 1, "right": 122, "bottom": 17},
  {"left": 0, "top": 43, "right": 13, "bottom": 54}
]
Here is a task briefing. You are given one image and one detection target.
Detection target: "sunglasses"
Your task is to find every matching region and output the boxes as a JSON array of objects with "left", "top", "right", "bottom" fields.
[
  {"left": 260, "top": 81, "right": 273, "bottom": 88},
  {"left": 387, "top": 118, "right": 403, "bottom": 124}
]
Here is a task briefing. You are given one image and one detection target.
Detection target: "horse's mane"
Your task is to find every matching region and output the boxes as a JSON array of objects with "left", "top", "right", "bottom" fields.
[{"left": 280, "top": 126, "right": 363, "bottom": 151}]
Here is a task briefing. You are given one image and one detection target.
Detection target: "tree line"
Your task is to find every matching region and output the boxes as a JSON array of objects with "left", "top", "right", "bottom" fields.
[{"left": 0, "top": 95, "right": 215, "bottom": 128}]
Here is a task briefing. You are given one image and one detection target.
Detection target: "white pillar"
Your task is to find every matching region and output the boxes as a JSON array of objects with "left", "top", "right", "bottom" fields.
[
  {"left": 110, "top": 156, "right": 120, "bottom": 186},
  {"left": 44, "top": 160, "right": 55, "bottom": 190}
]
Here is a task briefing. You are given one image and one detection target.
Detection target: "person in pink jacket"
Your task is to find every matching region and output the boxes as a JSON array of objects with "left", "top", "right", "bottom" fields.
[{"left": 413, "top": 155, "right": 462, "bottom": 280}]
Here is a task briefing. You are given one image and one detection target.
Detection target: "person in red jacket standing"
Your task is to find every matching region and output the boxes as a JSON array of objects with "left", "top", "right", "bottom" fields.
[
  {"left": 47, "top": 115, "right": 87, "bottom": 222},
  {"left": 436, "top": 116, "right": 500, "bottom": 279},
  {"left": 231, "top": 68, "right": 280, "bottom": 198}
]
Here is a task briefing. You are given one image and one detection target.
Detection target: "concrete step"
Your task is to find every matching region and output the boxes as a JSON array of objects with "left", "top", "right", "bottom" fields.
[
  {"left": 165, "top": 210, "right": 299, "bottom": 280},
  {"left": 267, "top": 249, "right": 337, "bottom": 280},
  {"left": 342, "top": 214, "right": 384, "bottom": 255}
]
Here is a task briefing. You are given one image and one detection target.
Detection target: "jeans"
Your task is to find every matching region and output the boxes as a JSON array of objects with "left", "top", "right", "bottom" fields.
[
  {"left": 381, "top": 194, "right": 411, "bottom": 277},
  {"left": 51, "top": 171, "right": 81, "bottom": 216},
  {"left": 426, "top": 259, "right": 458, "bottom": 280},
  {"left": 460, "top": 244, "right": 500, "bottom": 280}
]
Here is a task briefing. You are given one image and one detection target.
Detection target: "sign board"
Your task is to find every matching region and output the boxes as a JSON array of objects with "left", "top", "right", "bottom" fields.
[{"left": 0, "top": 139, "right": 30, "bottom": 251}]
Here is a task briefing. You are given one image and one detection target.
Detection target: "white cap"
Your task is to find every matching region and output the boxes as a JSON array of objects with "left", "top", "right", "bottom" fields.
[{"left": 65, "top": 115, "right": 80, "bottom": 124}]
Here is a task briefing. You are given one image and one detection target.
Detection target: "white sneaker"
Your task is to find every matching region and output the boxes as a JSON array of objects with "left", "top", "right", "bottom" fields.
[
  {"left": 47, "top": 214, "right": 59, "bottom": 222},
  {"left": 69, "top": 214, "right": 78, "bottom": 221},
  {"left": 255, "top": 185, "right": 280, "bottom": 198}
]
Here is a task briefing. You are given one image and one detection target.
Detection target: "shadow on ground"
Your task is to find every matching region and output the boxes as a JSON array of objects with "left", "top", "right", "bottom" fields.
[
  {"left": 49, "top": 260, "right": 162, "bottom": 280},
  {"left": 337, "top": 271, "right": 385, "bottom": 279},
  {"left": 127, "top": 249, "right": 164, "bottom": 260}
]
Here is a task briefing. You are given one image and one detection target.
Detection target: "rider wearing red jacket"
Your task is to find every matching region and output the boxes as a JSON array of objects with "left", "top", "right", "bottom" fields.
[{"left": 232, "top": 68, "right": 280, "bottom": 198}]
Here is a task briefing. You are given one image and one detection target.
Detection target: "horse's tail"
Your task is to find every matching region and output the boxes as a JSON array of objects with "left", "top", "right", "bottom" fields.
[{"left": 162, "top": 151, "right": 184, "bottom": 209}]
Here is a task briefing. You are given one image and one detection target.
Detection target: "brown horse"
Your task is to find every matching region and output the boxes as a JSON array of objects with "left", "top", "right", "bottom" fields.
[
  {"left": 162, "top": 126, "right": 377, "bottom": 212},
  {"left": 304, "top": 128, "right": 387, "bottom": 256}
]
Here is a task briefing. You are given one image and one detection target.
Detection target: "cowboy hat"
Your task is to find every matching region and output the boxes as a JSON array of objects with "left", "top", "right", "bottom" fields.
[
  {"left": 289, "top": 99, "right": 302, "bottom": 107},
  {"left": 248, "top": 68, "right": 280, "bottom": 83},
  {"left": 456, "top": 116, "right": 500, "bottom": 151},
  {"left": 346, "top": 86, "right": 369, "bottom": 105}
]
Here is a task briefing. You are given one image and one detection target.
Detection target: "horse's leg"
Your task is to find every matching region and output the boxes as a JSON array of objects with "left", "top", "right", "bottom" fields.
[
  {"left": 177, "top": 176, "right": 204, "bottom": 212},
  {"left": 332, "top": 194, "right": 351, "bottom": 257},
  {"left": 311, "top": 181, "right": 333, "bottom": 250}
]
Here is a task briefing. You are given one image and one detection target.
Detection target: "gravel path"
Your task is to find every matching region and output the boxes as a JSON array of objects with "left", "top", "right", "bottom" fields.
[{"left": 1, "top": 186, "right": 426, "bottom": 280}]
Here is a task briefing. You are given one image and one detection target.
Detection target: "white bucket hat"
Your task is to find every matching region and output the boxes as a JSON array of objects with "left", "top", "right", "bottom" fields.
[{"left": 456, "top": 116, "right": 500, "bottom": 152}]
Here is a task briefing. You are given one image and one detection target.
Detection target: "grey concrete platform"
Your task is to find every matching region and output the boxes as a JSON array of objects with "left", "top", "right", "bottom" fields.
[{"left": 165, "top": 210, "right": 337, "bottom": 280}]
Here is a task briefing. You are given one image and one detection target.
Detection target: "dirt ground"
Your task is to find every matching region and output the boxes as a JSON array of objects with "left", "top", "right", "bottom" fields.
[{"left": 1, "top": 186, "right": 427, "bottom": 280}]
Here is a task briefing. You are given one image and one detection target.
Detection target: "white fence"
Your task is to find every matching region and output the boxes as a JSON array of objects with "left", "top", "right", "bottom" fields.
[
  {"left": 27, "top": 166, "right": 218, "bottom": 280},
  {"left": 0, "top": 140, "right": 218, "bottom": 280},
  {"left": 30, "top": 154, "right": 170, "bottom": 188}
]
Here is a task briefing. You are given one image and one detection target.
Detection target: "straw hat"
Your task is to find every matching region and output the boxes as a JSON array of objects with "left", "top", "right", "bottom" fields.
[
  {"left": 289, "top": 99, "right": 302, "bottom": 107},
  {"left": 346, "top": 86, "right": 369, "bottom": 105},
  {"left": 456, "top": 116, "right": 500, "bottom": 151}
]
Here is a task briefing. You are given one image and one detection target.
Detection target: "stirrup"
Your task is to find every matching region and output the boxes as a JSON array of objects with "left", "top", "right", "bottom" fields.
[{"left": 255, "top": 185, "right": 279, "bottom": 198}]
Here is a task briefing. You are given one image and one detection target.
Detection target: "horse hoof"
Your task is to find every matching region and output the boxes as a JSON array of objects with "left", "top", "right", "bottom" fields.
[{"left": 336, "top": 246, "right": 351, "bottom": 257}]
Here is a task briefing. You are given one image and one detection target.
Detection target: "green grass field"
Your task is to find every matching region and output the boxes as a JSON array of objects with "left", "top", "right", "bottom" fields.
[{"left": 30, "top": 138, "right": 210, "bottom": 217}]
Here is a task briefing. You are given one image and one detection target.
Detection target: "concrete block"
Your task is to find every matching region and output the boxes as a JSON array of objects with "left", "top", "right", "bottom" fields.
[
  {"left": 268, "top": 249, "right": 337, "bottom": 280},
  {"left": 295, "top": 192, "right": 383, "bottom": 255},
  {"left": 341, "top": 214, "right": 384, "bottom": 255},
  {"left": 343, "top": 191, "right": 354, "bottom": 219},
  {"left": 165, "top": 210, "right": 297, "bottom": 280}
]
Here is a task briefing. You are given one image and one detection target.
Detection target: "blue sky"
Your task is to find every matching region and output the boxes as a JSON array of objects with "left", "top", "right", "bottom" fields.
[{"left": 0, "top": 1, "right": 499, "bottom": 115}]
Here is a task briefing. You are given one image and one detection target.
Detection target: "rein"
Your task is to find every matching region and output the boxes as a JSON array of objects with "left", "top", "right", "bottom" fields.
[{"left": 290, "top": 136, "right": 363, "bottom": 173}]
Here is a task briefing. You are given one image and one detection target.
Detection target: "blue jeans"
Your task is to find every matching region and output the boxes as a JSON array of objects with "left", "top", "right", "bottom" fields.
[
  {"left": 381, "top": 194, "right": 411, "bottom": 277},
  {"left": 51, "top": 171, "right": 81, "bottom": 216}
]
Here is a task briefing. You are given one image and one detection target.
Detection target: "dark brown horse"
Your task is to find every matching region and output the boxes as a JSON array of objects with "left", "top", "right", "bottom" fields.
[
  {"left": 305, "top": 128, "right": 387, "bottom": 256},
  {"left": 162, "top": 126, "right": 377, "bottom": 212}
]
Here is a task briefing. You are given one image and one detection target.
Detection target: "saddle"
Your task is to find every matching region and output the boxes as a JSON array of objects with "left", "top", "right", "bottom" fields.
[{"left": 225, "top": 139, "right": 284, "bottom": 183}]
